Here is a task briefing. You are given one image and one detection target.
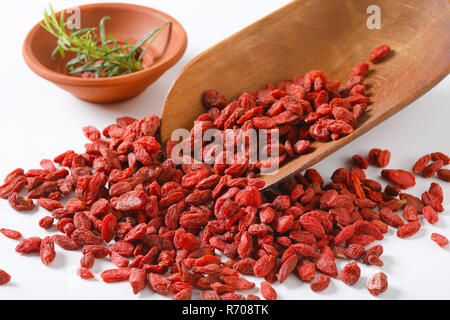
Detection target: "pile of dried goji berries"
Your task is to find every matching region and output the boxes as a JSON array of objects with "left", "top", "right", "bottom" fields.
[
  {"left": 0, "top": 44, "right": 448, "bottom": 299},
  {"left": 173, "top": 45, "right": 391, "bottom": 176},
  {"left": 193, "top": 64, "right": 372, "bottom": 175}
]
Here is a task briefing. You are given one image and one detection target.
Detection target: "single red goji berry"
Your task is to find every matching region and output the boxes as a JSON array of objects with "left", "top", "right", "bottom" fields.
[
  {"left": 366, "top": 272, "right": 388, "bottom": 296},
  {"left": 40, "top": 236, "right": 56, "bottom": 266},
  {"left": 80, "top": 252, "right": 95, "bottom": 269},
  {"left": 0, "top": 228, "right": 22, "bottom": 239},
  {"left": 310, "top": 274, "right": 330, "bottom": 292},
  {"left": 397, "top": 222, "right": 421, "bottom": 239},
  {"left": 101, "top": 268, "right": 131, "bottom": 283},
  {"left": 422, "top": 206, "right": 439, "bottom": 224},
  {"left": 261, "top": 281, "right": 277, "bottom": 300},
  {"left": 16, "top": 237, "right": 42, "bottom": 254},
  {"left": 369, "top": 45, "right": 391, "bottom": 63},
  {"left": 340, "top": 261, "right": 361, "bottom": 286},
  {"left": 431, "top": 152, "right": 449, "bottom": 165},
  {"left": 0, "top": 270, "right": 11, "bottom": 285},
  {"left": 422, "top": 160, "right": 444, "bottom": 178},
  {"left": 77, "top": 267, "right": 95, "bottom": 280},
  {"left": 412, "top": 154, "right": 431, "bottom": 174},
  {"left": 431, "top": 233, "right": 449, "bottom": 247}
]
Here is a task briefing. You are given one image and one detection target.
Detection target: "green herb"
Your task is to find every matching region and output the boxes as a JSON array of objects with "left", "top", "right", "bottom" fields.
[{"left": 41, "top": 4, "right": 171, "bottom": 78}]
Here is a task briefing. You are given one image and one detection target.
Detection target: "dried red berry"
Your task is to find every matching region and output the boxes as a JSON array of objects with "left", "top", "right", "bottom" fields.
[
  {"left": 8, "top": 192, "right": 35, "bottom": 211},
  {"left": 431, "top": 233, "right": 448, "bottom": 247},
  {"left": 377, "top": 150, "right": 391, "bottom": 168},
  {"left": 80, "top": 252, "right": 95, "bottom": 269},
  {"left": 352, "top": 155, "right": 369, "bottom": 169},
  {"left": 366, "top": 272, "right": 388, "bottom": 296},
  {"left": 422, "top": 160, "right": 444, "bottom": 178},
  {"left": 340, "top": 261, "right": 361, "bottom": 286},
  {"left": 0, "top": 270, "right": 11, "bottom": 285},
  {"left": 296, "top": 260, "right": 315, "bottom": 282},
  {"left": 101, "top": 268, "right": 131, "bottom": 283},
  {"left": 369, "top": 45, "right": 391, "bottom": 63},
  {"left": 52, "top": 235, "right": 80, "bottom": 250},
  {"left": 381, "top": 170, "right": 415, "bottom": 189},
  {"left": 422, "top": 206, "right": 439, "bottom": 224},
  {"left": 397, "top": 222, "right": 421, "bottom": 239},
  {"left": 412, "top": 154, "right": 431, "bottom": 174},
  {"left": 310, "top": 274, "right": 330, "bottom": 292},
  {"left": 431, "top": 152, "right": 449, "bottom": 165},
  {"left": 294, "top": 140, "right": 311, "bottom": 155},
  {"left": 39, "top": 216, "right": 54, "bottom": 229},
  {"left": 82, "top": 245, "right": 110, "bottom": 258},
  {"left": 0, "top": 228, "right": 22, "bottom": 239},
  {"left": 40, "top": 236, "right": 56, "bottom": 265},
  {"left": 77, "top": 267, "right": 95, "bottom": 279},
  {"left": 261, "top": 281, "right": 277, "bottom": 300},
  {"left": 16, "top": 237, "right": 42, "bottom": 254},
  {"left": 129, "top": 268, "right": 147, "bottom": 294}
]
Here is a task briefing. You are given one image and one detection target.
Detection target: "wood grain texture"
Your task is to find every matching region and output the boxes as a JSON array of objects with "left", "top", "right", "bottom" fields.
[{"left": 161, "top": 0, "right": 450, "bottom": 188}]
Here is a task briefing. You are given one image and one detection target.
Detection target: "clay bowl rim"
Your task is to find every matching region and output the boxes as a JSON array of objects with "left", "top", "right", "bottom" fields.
[{"left": 22, "top": 2, "right": 187, "bottom": 87}]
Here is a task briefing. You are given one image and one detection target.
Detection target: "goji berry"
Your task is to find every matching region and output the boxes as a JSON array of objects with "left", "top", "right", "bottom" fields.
[
  {"left": 412, "top": 154, "right": 431, "bottom": 174},
  {"left": 429, "top": 183, "right": 443, "bottom": 203},
  {"left": 101, "top": 268, "right": 131, "bottom": 283},
  {"left": 310, "top": 274, "right": 330, "bottom": 292},
  {"left": 431, "top": 152, "right": 449, "bottom": 165},
  {"left": 40, "top": 236, "right": 56, "bottom": 265},
  {"left": 8, "top": 192, "right": 35, "bottom": 211},
  {"left": 0, "top": 270, "right": 11, "bottom": 285},
  {"left": 277, "top": 254, "right": 299, "bottom": 283},
  {"left": 402, "top": 205, "right": 418, "bottom": 222},
  {"left": 315, "top": 253, "right": 338, "bottom": 278},
  {"left": 296, "top": 260, "right": 315, "bottom": 282},
  {"left": 261, "top": 281, "right": 277, "bottom": 300},
  {"left": 82, "top": 245, "right": 110, "bottom": 258},
  {"left": 340, "top": 261, "right": 360, "bottom": 285},
  {"left": 422, "top": 160, "right": 444, "bottom": 178},
  {"left": 39, "top": 216, "right": 54, "bottom": 229},
  {"left": 0, "top": 228, "right": 22, "bottom": 239},
  {"left": 422, "top": 206, "right": 439, "bottom": 224},
  {"left": 422, "top": 191, "right": 444, "bottom": 212},
  {"left": 366, "top": 272, "right": 388, "bottom": 296},
  {"left": 397, "top": 222, "right": 421, "bottom": 239},
  {"left": 77, "top": 267, "right": 95, "bottom": 280},
  {"left": 381, "top": 169, "right": 415, "bottom": 189},
  {"left": 16, "top": 237, "right": 41, "bottom": 254},
  {"left": 431, "top": 233, "right": 448, "bottom": 247},
  {"left": 80, "top": 252, "right": 95, "bottom": 269},
  {"left": 52, "top": 235, "right": 80, "bottom": 250},
  {"left": 369, "top": 45, "right": 391, "bottom": 63}
]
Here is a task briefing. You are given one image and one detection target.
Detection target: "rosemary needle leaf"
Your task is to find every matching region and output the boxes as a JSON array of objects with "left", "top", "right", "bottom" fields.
[
  {"left": 57, "top": 41, "right": 66, "bottom": 58},
  {"left": 49, "top": 5, "right": 59, "bottom": 30},
  {"left": 51, "top": 46, "right": 59, "bottom": 59},
  {"left": 72, "top": 28, "right": 94, "bottom": 37},
  {"left": 66, "top": 55, "right": 83, "bottom": 68},
  {"left": 107, "top": 65, "right": 121, "bottom": 77},
  {"left": 129, "top": 28, "right": 159, "bottom": 57},
  {"left": 139, "top": 22, "right": 171, "bottom": 61},
  {"left": 59, "top": 9, "right": 65, "bottom": 32},
  {"left": 99, "top": 16, "right": 110, "bottom": 46},
  {"left": 68, "top": 62, "right": 98, "bottom": 75}
]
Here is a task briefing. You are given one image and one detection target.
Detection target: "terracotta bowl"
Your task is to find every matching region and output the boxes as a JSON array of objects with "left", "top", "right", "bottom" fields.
[{"left": 23, "top": 3, "right": 187, "bottom": 103}]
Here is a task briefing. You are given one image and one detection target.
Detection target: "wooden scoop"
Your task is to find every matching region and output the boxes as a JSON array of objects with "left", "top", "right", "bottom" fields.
[{"left": 161, "top": 0, "right": 450, "bottom": 188}]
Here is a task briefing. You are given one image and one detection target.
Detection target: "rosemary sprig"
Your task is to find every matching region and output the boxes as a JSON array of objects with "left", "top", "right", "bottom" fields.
[{"left": 41, "top": 4, "right": 171, "bottom": 78}]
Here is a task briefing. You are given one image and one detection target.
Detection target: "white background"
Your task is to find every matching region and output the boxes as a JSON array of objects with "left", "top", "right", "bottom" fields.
[{"left": 0, "top": 0, "right": 449, "bottom": 300}]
